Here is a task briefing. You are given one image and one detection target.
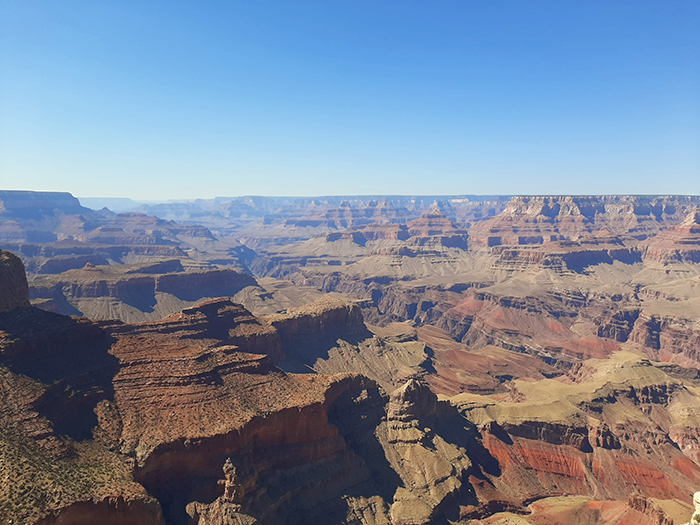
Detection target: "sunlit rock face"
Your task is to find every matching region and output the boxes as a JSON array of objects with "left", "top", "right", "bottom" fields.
[{"left": 7, "top": 193, "right": 700, "bottom": 524}]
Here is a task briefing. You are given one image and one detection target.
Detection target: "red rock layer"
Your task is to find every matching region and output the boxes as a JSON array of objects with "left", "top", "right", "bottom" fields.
[
  {"left": 644, "top": 210, "right": 700, "bottom": 263},
  {"left": 443, "top": 291, "right": 620, "bottom": 365},
  {"left": 476, "top": 427, "right": 694, "bottom": 506},
  {"left": 417, "top": 325, "right": 557, "bottom": 396},
  {"left": 111, "top": 298, "right": 283, "bottom": 362},
  {"left": 469, "top": 196, "right": 697, "bottom": 248}
]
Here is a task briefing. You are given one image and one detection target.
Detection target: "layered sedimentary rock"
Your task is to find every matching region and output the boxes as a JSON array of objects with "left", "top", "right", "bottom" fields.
[
  {"left": 452, "top": 352, "right": 700, "bottom": 514},
  {"left": 2, "top": 253, "right": 481, "bottom": 524},
  {"left": 29, "top": 262, "right": 259, "bottom": 322},
  {"left": 336, "top": 223, "right": 411, "bottom": 242},
  {"left": 0, "top": 190, "right": 249, "bottom": 276},
  {"left": 470, "top": 196, "right": 699, "bottom": 247},
  {"left": 644, "top": 210, "right": 700, "bottom": 264},
  {"left": 263, "top": 298, "right": 430, "bottom": 391},
  {"left": 469, "top": 495, "right": 688, "bottom": 525},
  {"left": 378, "top": 380, "right": 473, "bottom": 524},
  {"left": 282, "top": 200, "right": 413, "bottom": 230},
  {"left": 467, "top": 196, "right": 700, "bottom": 273},
  {"left": 0, "top": 249, "right": 30, "bottom": 312},
  {"left": 7, "top": 193, "right": 700, "bottom": 525},
  {"left": 125, "top": 195, "right": 509, "bottom": 242},
  {"left": 406, "top": 210, "right": 469, "bottom": 249},
  {"left": 417, "top": 325, "right": 558, "bottom": 396}
]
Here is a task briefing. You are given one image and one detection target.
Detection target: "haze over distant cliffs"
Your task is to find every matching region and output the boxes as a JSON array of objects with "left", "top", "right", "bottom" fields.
[{"left": 3, "top": 190, "right": 700, "bottom": 525}]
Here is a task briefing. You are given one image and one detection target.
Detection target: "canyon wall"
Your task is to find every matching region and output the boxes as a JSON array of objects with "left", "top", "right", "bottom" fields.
[{"left": 0, "top": 249, "right": 30, "bottom": 312}]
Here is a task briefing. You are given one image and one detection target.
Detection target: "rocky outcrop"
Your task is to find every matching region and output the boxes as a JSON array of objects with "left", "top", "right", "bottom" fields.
[
  {"left": 113, "top": 298, "right": 284, "bottom": 362},
  {"left": 644, "top": 210, "right": 700, "bottom": 264},
  {"left": 379, "top": 380, "right": 472, "bottom": 525},
  {"left": 263, "top": 297, "right": 370, "bottom": 362},
  {"left": 29, "top": 264, "right": 259, "bottom": 322},
  {"left": 628, "top": 313, "right": 700, "bottom": 366},
  {"left": 406, "top": 211, "right": 469, "bottom": 249},
  {"left": 123, "top": 368, "right": 386, "bottom": 524},
  {"left": 628, "top": 495, "right": 675, "bottom": 525},
  {"left": 344, "top": 223, "right": 411, "bottom": 241},
  {"left": 0, "top": 249, "right": 30, "bottom": 312},
  {"left": 682, "top": 491, "right": 700, "bottom": 525},
  {"left": 451, "top": 354, "right": 700, "bottom": 508},
  {"left": 597, "top": 309, "right": 641, "bottom": 341}
]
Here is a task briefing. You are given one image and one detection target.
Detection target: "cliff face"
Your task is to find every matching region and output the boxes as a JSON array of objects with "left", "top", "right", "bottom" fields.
[
  {"left": 469, "top": 196, "right": 699, "bottom": 247},
  {"left": 141, "top": 375, "right": 388, "bottom": 525},
  {"left": 264, "top": 296, "right": 367, "bottom": 343},
  {"left": 261, "top": 298, "right": 431, "bottom": 391},
  {"left": 263, "top": 297, "right": 369, "bottom": 361},
  {"left": 405, "top": 210, "right": 469, "bottom": 249},
  {"left": 0, "top": 249, "right": 30, "bottom": 312},
  {"left": 0, "top": 190, "right": 250, "bottom": 277},
  {"left": 2, "top": 259, "right": 443, "bottom": 525},
  {"left": 462, "top": 196, "right": 700, "bottom": 273},
  {"left": 8, "top": 192, "right": 700, "bottom": 525},
  {"left": 644, "top": 210, "right": 700, "bottom": 264},
  {"left": 379, "top": 380, "right": 473, "bottom": 525},
  {"left": 111, "top": 298, "right": 284, "bottom": 363},
  {"left": 0, "top": 260, "right": 519, "bottom": 525},
  {"left": 452, "top": 353, "right": 700, "bottom": 515},
  {"left": 2, "top": 291, "right": 388, "bottom": 523},
  {"left": 29, "top": 264, "right": 259, "bottom": 323},
  {"left": 0, "top": 190, "right": 90, "bottom": 218}
]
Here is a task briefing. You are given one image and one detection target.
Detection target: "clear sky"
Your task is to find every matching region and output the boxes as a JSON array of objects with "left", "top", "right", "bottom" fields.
[{"left": 1, "top": 1, "right": 699, "bottom": 199}]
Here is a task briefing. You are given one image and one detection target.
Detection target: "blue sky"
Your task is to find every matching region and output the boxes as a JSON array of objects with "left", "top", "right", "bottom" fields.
[{"left": 1, "top": 1, "right": 699, "bottom": 199}]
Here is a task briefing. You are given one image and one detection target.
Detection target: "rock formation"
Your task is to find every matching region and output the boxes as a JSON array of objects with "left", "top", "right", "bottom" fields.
[
  {"left": 645, "top": 210, "right": 700, "bottom": 264},
  {"left": 0, "top": 190, "right": 250, "bottom": 277},
  {"left": 682, "top": 491, "right": 700, "bottom": 525},
  {"left": 379, "top": 379, "right": 472, "bottom": 524},
  {"left": 6, "top": 193, "right": 700, "bottom": 524},
  {"left": 406, "top": 210, "right": 469, "bottom": 249},
  {"left": 29, "top": 262, "right": 260, "bottom": 322},
  {"left": 0, "top": 249, "right": 30, "bottom": 312}
]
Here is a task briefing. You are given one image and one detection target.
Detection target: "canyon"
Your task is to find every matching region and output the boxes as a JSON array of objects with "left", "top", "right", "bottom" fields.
[{"left": 3, "top": 191, "right": 700, "bottom": 524}]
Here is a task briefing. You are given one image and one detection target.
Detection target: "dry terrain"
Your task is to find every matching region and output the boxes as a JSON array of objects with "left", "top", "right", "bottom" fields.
[{"left": 3, "top": 192, "right": 700, "bottom": 524}]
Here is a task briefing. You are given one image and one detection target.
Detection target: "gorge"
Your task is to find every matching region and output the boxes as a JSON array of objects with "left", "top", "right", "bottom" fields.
[{"left": 3, "top": 191, "right": 700, "bottom": 525}]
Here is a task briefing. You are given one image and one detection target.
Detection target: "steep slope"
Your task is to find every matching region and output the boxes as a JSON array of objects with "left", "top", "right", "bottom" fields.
[
  {"left": 0, "top": 253, "right": 478, "bottom": 525},
  {"left": 0, "top": 249, "right": 30, "bottom": 312},
  {"left": 263, "top": 297, "right": 431, "bottom": 391},
  {"left": 29, "top": 262, "right": 260, "bottom": 322},
  {"left": 644, "top": 210, "right": 700, "bottom": 264},
  {"left": 451, "top": 352, "right": 700, "bottom": 513},
  {"left": 7, "top": 196, "right": 700, "bottom": 525}
]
